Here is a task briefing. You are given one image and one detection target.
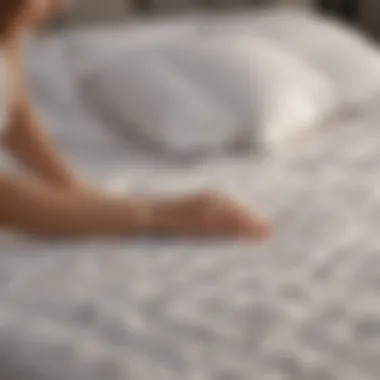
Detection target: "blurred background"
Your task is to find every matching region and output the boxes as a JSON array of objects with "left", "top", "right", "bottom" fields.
[
  {"left": 56, "top": 0, "right": 371, "bottom": 31},
  {"left": 61, "top": 0, "right": 312, "bottom": 25},
  {"left": 48, "top": 0, "right": 380, "bottom": 45}
]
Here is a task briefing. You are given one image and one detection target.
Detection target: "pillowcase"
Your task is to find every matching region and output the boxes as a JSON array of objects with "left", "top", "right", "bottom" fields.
[
  {"left": 24, "top": 36, "right": 117, "bottom": 149},
  {"left": 207, "top": 9, "right": 380, "bottom": 106},
  {"left": 84, "top": 45, "right": 237, "bottom": 157},
  {"left": 23, "top": 36, "right": 78, "bottom": 116},
  {"left": 83, "top": 31, "right": 336, "bottom": 157},
  {"left": 162, "top": 34, "right": 336, "bottom": 151},
  {"left": 65, "top": 16, "right": 204, "bottom": 79}
]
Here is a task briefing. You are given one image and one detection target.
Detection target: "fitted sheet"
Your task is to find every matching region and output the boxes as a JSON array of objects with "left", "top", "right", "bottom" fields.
[{"left": 1, "top": 27, "right": 380, "bottom": 380}]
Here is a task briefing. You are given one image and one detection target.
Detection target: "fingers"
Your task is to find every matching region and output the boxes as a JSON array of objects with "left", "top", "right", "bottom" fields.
[
  {"left": 154, "top": 191, "right": 272, "bottom": 241},
  {"left": 196, "top": 191, "right": 272, "bottom": 240}
]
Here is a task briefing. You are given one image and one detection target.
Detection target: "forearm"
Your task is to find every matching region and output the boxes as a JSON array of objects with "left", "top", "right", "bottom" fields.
[
  {"left": 0, "top": 174, "right": 270, "bottom": 239},
  {"left": 0, "top": 173, "right": 154, "bottom": 237}
]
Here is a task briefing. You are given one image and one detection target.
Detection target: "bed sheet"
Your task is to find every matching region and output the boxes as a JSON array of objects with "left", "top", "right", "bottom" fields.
[{"left": 2, "top": 32, "right": 380, "bottom": 380}]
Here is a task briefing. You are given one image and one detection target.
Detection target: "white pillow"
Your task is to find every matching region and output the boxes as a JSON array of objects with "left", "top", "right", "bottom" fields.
[
  {"left": 24, "top": 36, "right": 78, "bottom": 115},
  {"left": 207, "top": 10, "right": 380, "bottom": 106},
  {"left": 84, "top": 46, "right": 237, "bottom": 156},
  {"left": 162, "top": 34, "right": 336, "bottom": 150},
  {"left": 83, "top": 31, "right": 335, "bottom": 156},
  {"left": 65, "top": 16, "right": 204, "bottom": 79}
]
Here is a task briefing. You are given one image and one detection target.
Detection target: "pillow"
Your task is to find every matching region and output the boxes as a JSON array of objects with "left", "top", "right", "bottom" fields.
[
  {"left": 206, "top": 10, "right": 380, "bottom": 106},
  {"left": 84, "top": 45, "right": 237, "bottom": 157},
  {"left": 65, "top": 16, "right": 204, "bottom": 79},
  {"left": 162, "top": 34, "right": 336, "bottom": 151},
  {"left": 23, "top": 36, "right": 117, "bottom": 149},
  {"left": 83, "top": 31, "right": 336, "bottom": 157},
  {"left": 23, "top": 36, "right": 78, "bottom": 115}
]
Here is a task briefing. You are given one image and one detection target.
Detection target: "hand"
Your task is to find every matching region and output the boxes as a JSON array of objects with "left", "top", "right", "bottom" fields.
[{"left": 154, "top": 191, "right": 272, "bottom": 240}]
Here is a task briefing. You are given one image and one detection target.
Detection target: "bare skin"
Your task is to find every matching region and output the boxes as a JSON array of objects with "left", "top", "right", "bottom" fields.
[{"left": 0, "top": 0, "right": 271, "bottom": 240}]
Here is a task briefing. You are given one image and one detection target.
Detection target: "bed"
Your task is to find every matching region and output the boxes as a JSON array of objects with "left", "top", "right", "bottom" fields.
[{"left": 2, "top": 8, "right": 380, "bottom": 380}]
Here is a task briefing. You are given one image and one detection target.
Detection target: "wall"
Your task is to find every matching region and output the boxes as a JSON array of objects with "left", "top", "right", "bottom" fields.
[
  {"left": 359, "top": 0, "right": 380, "bottom": 38},
  {"left": 67, "top": 0, "right": 314, "bottom": 24}
]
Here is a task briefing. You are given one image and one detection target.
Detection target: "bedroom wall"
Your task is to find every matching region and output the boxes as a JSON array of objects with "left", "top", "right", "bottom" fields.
[
  {"left": 359, "top": 0, "right": 380, "bottom": 38},
  {"left": 60, "top": 1, "right": 380, "bottom": 40},
  {"left": 67, "top": 0, "right": 314, "bottom": 24}
]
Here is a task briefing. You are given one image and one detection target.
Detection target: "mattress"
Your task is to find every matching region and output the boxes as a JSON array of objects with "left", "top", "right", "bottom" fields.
[{"left": 2, "top": 27, "right": 380, "bottom": 380}]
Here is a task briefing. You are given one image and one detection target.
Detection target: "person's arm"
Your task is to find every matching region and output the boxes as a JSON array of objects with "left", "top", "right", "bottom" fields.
[
  {"left": 0, "top": 174, "right": 270, "bottom": 239},
  {"left": 3, "top": 99, "right": 83, "bottom": 188},
  {"left": 2, "top": 44, "right": 85, "bottom": 189}
]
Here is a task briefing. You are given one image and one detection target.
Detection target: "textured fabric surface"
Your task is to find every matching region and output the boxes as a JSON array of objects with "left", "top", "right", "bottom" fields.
[{"left": 2, "top": 31, "right": 380, "bottom": 380}]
